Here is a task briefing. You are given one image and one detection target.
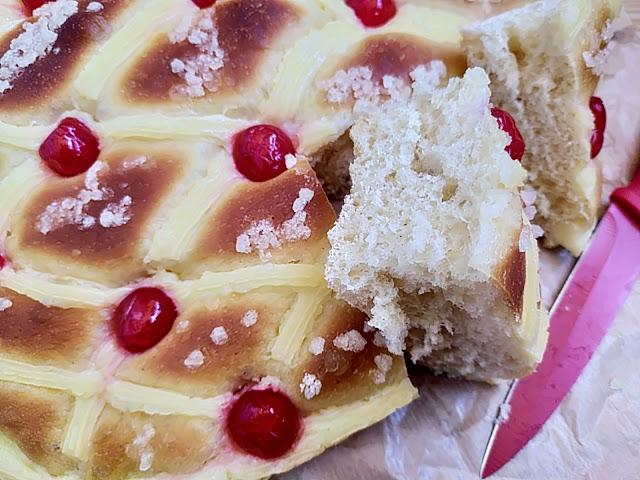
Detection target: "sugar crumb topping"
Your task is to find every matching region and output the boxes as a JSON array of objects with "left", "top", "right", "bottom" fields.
[
  {"left": 169, "top": 12, "right": 225, "bottom": 98},
  {"left": 371, "top": 353, "right": 393, "bottom": 384},
  {"left": 299, "top": 373, "right": 322, "bottom": 400},
  {"left": 372, "top": 331, "right": 387, "bottom": 349},
  {"left": 128, "top": 424, "right": 155, "bottom": 472},
  {"left": 0, "top": 0, "right": 78, "bottom": 94},
  {"left": 176, "top": 319, "right": 190, "bottom": 333},
  {"left": 333, "top": 330, "right": 367, "bottom": 352},
  {"left": 308, "top": 337, "right": 325, "bottom": 356},
  {"left": 86, "top": 1, "right": 103, "bottom": 12},
  {"left": 210, "top": 326, "right": 228, "bottom": 345},
  {"left": 0, "top": 298, "right": 12, "bottom": 312},
  {"left": 241, "top": 310, "right": 258, "bottom": 327},
  {"left": 285, "top": 154, "right": 297, "bottom": 170},
  {"left": 184, "top": 349, "right": 205, "bottom": 369},
  {"left": 36, "top": 161, "right": 133, "bottom": 234},
  {"left": 321, "top": 66, "right": 409, "bottom": 105},
  {"left": 99, "top": 195, "right": 132, "bottom": 228},
  {"left": 122, "top": 156, "right": 147, "bottom": 169},
  {"left": 235, "top": 187, "right": 315, "bottom": 258}
]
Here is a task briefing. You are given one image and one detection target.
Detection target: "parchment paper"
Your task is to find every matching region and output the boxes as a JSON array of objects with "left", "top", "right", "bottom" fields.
[{"left": 280, "top": 18, "right": 640, "bottom": 480}]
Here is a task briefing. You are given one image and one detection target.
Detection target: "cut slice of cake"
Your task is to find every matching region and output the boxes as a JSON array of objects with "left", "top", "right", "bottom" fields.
[
  {"left": 326, "top": 64, "right": 549, "bottom": 381},
  {"left": 462, "top": 0, "right": 623, "bottom": 256}
]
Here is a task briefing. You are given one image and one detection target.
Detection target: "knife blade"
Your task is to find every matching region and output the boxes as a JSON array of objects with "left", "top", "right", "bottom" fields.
[{"left": 480, "top": 169, "right": 640, "bottom": 478}]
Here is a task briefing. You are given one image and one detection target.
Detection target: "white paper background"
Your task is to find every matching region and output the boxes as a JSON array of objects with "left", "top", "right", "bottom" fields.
[{"left": 279, "top": 21, "right": 640, "bottom": 480}]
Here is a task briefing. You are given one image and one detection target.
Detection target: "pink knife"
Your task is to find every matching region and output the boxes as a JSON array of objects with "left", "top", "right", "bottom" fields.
[{"left": 480, "top": 167, "right": 640, "bottom": 478}]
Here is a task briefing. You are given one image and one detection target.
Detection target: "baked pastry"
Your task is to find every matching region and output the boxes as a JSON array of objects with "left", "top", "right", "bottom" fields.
[
  {"left": 326, "top": 65, "right": 549, "bottom": 381},
  {"left": 462, "top": 0, "right": 623, "bottom": 255},
  {"left": 0, "top": 1, "right": 426, "bottom": 479}
]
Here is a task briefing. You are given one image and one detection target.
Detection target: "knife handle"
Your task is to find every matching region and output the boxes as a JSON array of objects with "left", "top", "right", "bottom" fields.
[{"left": 611, "top": 167, "right": 640, "bottom": 227}]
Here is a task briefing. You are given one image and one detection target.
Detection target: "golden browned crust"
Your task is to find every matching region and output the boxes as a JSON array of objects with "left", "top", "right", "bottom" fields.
[
  {"left": 193, "top": 160, "right": 336, "bottom": 267},
  {"left": 13, "top": 146, "right": 184, "bottom": 284},
  {"left": 0, "top": 382, "right": 76, "bottom": 475},
  {"left": 124, "top": 0, "right": 298, "bottom": 103},
  {"left": 116, "top": 293, "right": 286, "bottom": 398},
  {"left": 343, "top": 34, "right": 467, "bottom": 82},
  {"left": 88, "top": 407, "right": 216, "bottom": 480},
  {"left": 0, "top": 0, "right": 126, "bottom": 115},
  {"left": 294, "top": 299, "right": 405, "bottom": 412},
  {"left": 0, "top": 287, "right": 101, "bottom": 369},
  {"left": 493, "top": 240, "right": 527, "bottom": 316}
]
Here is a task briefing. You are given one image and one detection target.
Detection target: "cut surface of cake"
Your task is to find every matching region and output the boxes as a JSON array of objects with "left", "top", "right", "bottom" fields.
[
  {"left": 462, "top": 0, "right": 623, "bottom": 256},
  {"left": 326, "top": 64, "right": 548, "bottom": 381},
  {"left": 0, "top": 1, "right": 434, "bottom": 479}
]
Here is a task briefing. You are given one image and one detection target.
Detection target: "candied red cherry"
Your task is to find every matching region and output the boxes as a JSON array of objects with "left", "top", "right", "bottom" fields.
[
  {"left": 227, "top": 388, "right": 301, "bottom": 459},
  {"left": 22, "top": 0, "right": 53, "bottom": 15},
  {"left": 590, "top": 96, "right": 606, "bottom": 159},
  {"left": 39, "top": 117, "right": 100, "bottom": 177},
  {"left": 346, "top": 0, "right": 397, "bottom": 28},
  {"left": 113, "top": 287, "right": 178, "bottom": 353},
  {"left": 191, "top": 0, "right": 216, "bottom": 8},
  {"left": 232, "top": 125, "right": 295, "bottom": 182},
  {"left": 0, "top": 254, "right": 6, "bottom": 270},
  {"left": 491, "top": 108, "right": 525, "bottom": 162}
]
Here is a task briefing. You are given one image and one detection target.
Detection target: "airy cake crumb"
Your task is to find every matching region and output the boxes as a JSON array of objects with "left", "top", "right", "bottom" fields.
[
  {"left": 210, "top": 326, "right": 228, "bottom": 345},
  {"left": 0, "top": 0, "right": 78, "bottom": 93},
  {"left": 184, "top": 350, "right": 205, "bottom": 369},
  {"left": 299, "top": 373, "right": 322, "bottom": 400},
  {"left": 241, "top": 310, "right": 258, "bottom": 327},
  {"left": 333, "top": 330, "right": 367, "bottom": 352},
  {"left": 0, "top": 298, "right": 12, "bottom": 311},
  {"left": 308, "top": 337, "right": 325, "bottom": 356},
  {"left": 169, "top": 11, "right": 225, "bottom": 98}
]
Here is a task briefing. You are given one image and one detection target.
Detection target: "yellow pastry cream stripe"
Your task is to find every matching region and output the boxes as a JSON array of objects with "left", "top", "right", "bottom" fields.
[
  {"left": 98, "top": 115, "right": 249, "bottom": 143},
  {"left": 378, "top": 4, "right": 468, "bottom": 43},
  {"left": 203, "top": 378, "right": 418, "bottom": 480},
  {"left": 61, "top": 396, "right": 106, "bottom": 461},
  {"left": 0, "top": 432, "right": 65, "bottom": 480},
  {"left": 73, "top": 0, "right": 182, "bottom": 101},
  {"left": 270, "top": 288, "right": 330, "bottom": 365},
  {"left": 0, "top": 122, "right": 49, "bottom": 150},
  {"left": 0, "top": 159, "right": 46, "bottom": 232},
  {"left": 265, "top": 20, "right": 365, "bottom": 120},
  {"left": 520, "top": 215, "right": 550, "bottom": 361},
  {"left": 0, "top": 269, "right": 125, "bottom": 308},
  {"left": 107, "top": 381, "right": 229, "bottom": 418},
  {"left": 0, "top": 358, "right": 101, "bottom": 397},
  {"left": 146, "top": 154, "right": 238, "bottom": 263},
  {"left": 177, "top": 264, "right": 326, "bottom": 298}
]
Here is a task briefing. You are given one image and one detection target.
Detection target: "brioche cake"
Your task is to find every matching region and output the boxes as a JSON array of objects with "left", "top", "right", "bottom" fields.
[
  {"left": 326, "top": 65, "right": 549, "bottom": 381},
  {"left": 462, "top": 0, "right": 623, "bottom": 256},
  {"left": 0, "top": 1, "right": 496, "bottom": 479}
]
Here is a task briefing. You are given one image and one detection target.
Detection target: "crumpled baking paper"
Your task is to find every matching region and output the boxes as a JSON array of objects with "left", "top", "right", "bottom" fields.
[{"left": 279, "top": 15, "right": 640, "bottom": 480}]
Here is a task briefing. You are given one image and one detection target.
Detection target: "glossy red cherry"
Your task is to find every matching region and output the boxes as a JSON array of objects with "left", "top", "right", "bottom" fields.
[
  {"left": 113, "top": 288, "right": 178, "bottom": 353},
  {"left": 191, "top": 0, "right": 216, "bottom": 8},
  {"left": 346, "top": 0, "right": 397, "bottom": 28},
  {"left": 590, "top": 96, "right": 606, "bottom": 159},
  {"left": 226, "top": 388, "right": 301, "bottom": 459},
  {"left": 22, "top": 0, "right": 53, "bottom": 15},
  {"left": 0, "top": 254, "right": 6, "bottom": 270},
  {"left": 232, "top": 125, "right": 295, "bottom": 182},
  {"left": 491, "top": 108, "right": 525, "bottom": 162},
  {"left": 39, "top": 117, "right": 100, "bottom": 177}
]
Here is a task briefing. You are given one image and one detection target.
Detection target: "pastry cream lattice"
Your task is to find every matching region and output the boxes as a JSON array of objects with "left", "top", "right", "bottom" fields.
[{"left": 0, "top": 0, "right": 527, "bottom": 478}]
